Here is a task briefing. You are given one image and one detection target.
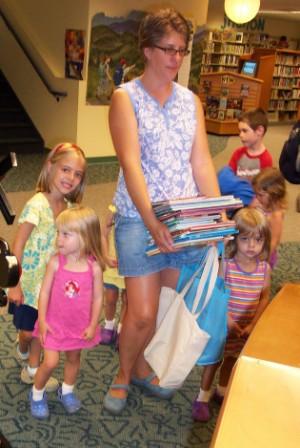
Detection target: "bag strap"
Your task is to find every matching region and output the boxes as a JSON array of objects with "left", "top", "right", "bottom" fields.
[
  {"left": 191, "top": 245, "right": 219, "bottom": 315},
  {"left": 178, "top": 249, "right": 208, "bottom": 299}
]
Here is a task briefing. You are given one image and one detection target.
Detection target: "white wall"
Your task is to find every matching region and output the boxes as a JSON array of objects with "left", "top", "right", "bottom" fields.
[
  {"left": 0, "top": 0, "right": 209, "bottom": 157},
  {"left": 0, "top": 0, "right": 88, "bottom": 150},
  {"left": 78, "top": 0, "right": 210, "bottom": 157}
]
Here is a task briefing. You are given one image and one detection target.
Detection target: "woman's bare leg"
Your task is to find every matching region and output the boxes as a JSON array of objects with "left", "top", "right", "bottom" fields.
[
  {"left": 131, "top": 268, "right": 180, "bottom": 385},
  {"left": 109, "top": 271, "right": 161, "bottom": 398}
]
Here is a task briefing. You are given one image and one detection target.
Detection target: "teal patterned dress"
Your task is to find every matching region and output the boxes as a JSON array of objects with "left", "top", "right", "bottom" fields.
[{"left": 19, "top": 192, "right": 58, "bottom": 309}]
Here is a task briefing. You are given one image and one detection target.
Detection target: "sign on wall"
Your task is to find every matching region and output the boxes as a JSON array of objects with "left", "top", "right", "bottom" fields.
[{"left": 65, "top": 30, "right": 85, "bottom": 80}]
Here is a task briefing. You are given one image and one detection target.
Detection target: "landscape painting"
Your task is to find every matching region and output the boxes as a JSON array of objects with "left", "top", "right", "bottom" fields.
[{"left": 86, "top": 10, "right": 145, "bottom": 105}]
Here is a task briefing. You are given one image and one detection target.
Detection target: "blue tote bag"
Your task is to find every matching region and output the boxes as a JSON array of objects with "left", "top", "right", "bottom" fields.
[{"left": 176, "top": 244, "right": 229, "bottom": 366}]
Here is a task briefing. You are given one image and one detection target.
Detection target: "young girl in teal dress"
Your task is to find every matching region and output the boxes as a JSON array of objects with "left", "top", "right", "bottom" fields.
[{"left": 8, "top": 143, "right": 86, "bottom": 390}]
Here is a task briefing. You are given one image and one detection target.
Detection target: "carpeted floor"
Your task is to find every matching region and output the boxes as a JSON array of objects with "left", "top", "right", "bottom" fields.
[
  {"left": 0, "top": 240, "right": 299, "bottom": 447},
  {"left": 1, "top": 131, "right": 299, "bottom": 447}
]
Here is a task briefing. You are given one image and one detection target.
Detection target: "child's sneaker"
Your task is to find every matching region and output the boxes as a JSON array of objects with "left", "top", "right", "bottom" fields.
[
  {"left": 57, "top": 387, "right": 81, "bottom": 414},
  {"left": 192, "top": 400, "right": 211, "bottom": 422},
  {"left": 29, "top": 390, "right": 49, "bottom": 419},
  {"left": 100, "top": 327, "right": 117, "bottom": 345},
  {"left": 16, "top": 343, "right": 29, "bottom": 361},
  {"left": 21, "top": 366, "right": 59, "bottom": 392}
]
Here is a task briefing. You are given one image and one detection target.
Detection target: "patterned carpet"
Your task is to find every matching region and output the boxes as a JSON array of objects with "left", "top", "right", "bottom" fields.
[
  {"left": 1, "top": 135, "right": 300, "bottom": 447},
  {"left": 1, "top": 242, "right": 299, "bottom": 448}
]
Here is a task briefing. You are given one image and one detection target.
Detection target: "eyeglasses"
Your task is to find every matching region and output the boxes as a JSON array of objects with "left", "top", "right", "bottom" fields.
[{"left": 153, "top": 45, "right": 190, "bottom": 57}]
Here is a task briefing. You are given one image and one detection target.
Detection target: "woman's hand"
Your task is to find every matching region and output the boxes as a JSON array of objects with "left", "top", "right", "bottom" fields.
[
  {"left": 148, "top": 219, "right": 175, "bottom": 253},
  {"left": 8, "top": 285, "right": 24, "bottom": 306}
]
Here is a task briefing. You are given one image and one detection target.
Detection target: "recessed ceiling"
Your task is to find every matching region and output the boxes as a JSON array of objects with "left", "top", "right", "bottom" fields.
[
  {"left": 255, "top": 0, "right": 300, "bottom": 21},
  {"left": 210, "top": 0, "right": 300, "bottom": 22}
]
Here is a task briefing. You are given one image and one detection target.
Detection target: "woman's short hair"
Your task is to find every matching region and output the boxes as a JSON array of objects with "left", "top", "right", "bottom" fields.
[{"left": 138, "top": 8, "right": 191, "bottom": 51}]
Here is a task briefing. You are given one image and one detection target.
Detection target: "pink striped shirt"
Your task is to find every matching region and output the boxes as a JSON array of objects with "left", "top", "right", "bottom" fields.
[{"left": 224, "top": 258, "right": 267, "bottom": 356}]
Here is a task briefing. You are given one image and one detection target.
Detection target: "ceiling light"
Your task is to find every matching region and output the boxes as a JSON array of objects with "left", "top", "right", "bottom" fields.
[{"left": 225, "top": 0, "right": 261, "bottom": 24}]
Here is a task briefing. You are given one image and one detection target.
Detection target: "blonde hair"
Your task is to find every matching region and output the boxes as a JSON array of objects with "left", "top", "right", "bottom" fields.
[
  {"left": 252, "top": 167, "right": 287, "bottom": 210},
  {"left": 56, "top": 205, "right": 105, "bottom": 270},
  {"left": 227, "top": 207, "right": 271, "bottom": 261},
  {"left": 36, "top": 142, "right": 86, "bottom": 203}
]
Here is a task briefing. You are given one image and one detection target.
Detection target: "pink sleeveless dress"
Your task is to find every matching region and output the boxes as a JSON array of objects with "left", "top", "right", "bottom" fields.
[{"left": 33, "top": 255, "right": 100, "bottom": 350}]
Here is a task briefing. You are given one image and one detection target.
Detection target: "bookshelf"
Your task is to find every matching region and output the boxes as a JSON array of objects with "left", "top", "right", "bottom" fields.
[
  {"left": 200, "top": 30, "right": 249, "bottom": 74},
  {"left": 199, "top": 72, "right": 263, "bottom": 135},
  {"left": 252, "top": 48, "right": 300, "bottom": 122}
]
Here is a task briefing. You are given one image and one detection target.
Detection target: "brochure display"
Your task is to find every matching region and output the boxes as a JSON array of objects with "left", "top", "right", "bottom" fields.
[{"left": 199, "top": 72, "right": 263, "bottom": 135}]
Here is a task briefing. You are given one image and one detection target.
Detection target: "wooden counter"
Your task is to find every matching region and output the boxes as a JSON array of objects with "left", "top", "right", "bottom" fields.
[{"left": 211, "top": 283, "right": 300, "bottom": 448}]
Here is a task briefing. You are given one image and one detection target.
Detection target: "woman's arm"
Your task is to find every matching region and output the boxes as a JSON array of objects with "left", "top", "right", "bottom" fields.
[
  {"left": 7, "top": 221, "right": 35, "bottom": 305},
  {"left": 191, "top": 97, "right": 222, "bottom": 198},
  {"left": 109, "top": 89, "right": 173, "bottom": 251},
  {"left": 83, "top": 262, "right": 103, "bottom": 340},
  {"left": 38, "top": 255, "right": 58, "bottom": 345}
]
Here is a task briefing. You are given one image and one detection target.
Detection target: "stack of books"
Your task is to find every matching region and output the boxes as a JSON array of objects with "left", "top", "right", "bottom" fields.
[{"left": 146, "top": 195, "right": 243, "bottom": 256}]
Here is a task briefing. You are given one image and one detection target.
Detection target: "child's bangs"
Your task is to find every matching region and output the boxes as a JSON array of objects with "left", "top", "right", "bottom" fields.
[
  {"left": 56, "top": 213, "right": 81, "bottom": 233},
  {"left": 237, "top": 212, "right": 267, "bottom": 237}
]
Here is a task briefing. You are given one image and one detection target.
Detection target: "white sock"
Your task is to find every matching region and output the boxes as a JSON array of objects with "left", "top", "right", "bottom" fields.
[
  {"left": 117, "top": 322, "right": 122, "bottom": 334},
  {"left": 27, "top": 366, "right": 38, "bottom": 377},
  {"left": 32, "top": 385, "right": 45, "bottom": 401},
  {"left": 216, "top": 385, "right": 226, "bottom": 396},
  {"left": 197, "top": 388, "right": 212, "bottom": 403},
  {"left": 104, "top": 319, "right": 115, "bottom": 330},
  {"left": 62, "top": 382, "right": 74, "bottom": 395}
]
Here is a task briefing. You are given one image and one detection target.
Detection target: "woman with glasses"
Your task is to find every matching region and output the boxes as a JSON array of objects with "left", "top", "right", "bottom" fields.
[{"left": 104, "top": 8, "right": 222, "bottom": 414}]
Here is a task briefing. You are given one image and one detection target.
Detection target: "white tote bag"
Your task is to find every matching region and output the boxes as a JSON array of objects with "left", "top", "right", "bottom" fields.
[{"left": 144, "top": 246, "right": 219, "bottom": 389}]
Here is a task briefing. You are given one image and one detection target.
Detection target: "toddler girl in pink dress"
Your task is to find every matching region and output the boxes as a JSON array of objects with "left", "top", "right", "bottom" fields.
[{"left": 29, "top": 205, "right": 104, "bottom": 419}]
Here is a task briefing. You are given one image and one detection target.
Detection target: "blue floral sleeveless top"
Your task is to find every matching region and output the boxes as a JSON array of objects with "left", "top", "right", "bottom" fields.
[{"left": 113, "top": 78, "right": 199, "bottom": 218}]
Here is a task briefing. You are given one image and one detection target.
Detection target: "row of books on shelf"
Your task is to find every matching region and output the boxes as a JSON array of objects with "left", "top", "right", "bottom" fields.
[
  {"left": 271, "top": 90, "right": 300, "bottom": 100},
  {"left": 204, "top": 42, "right": 245, "bottom": 55},
  {"left": 202, "top": 54, "right": 240, "bottom": 66},
  {"left": 206, "top": 30, "right": 244, "bottom": 44},
  {"left": 275, "top": 55, "right": 300, "bottom": 65},
  {"left": 272, "top": 78, "right": 295, "bottom": 88},
  {"left": 200, "top": 66, "right": 239, "bottom": 74},
  {"left": 269, "top": 99, "right": 299, "bottom": 111},
  {"left": 274, "top": 66, "right": 300, "bottom": 77},
  {"left": 146, "top": 196, "right": 243, "bottom": 256}
]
